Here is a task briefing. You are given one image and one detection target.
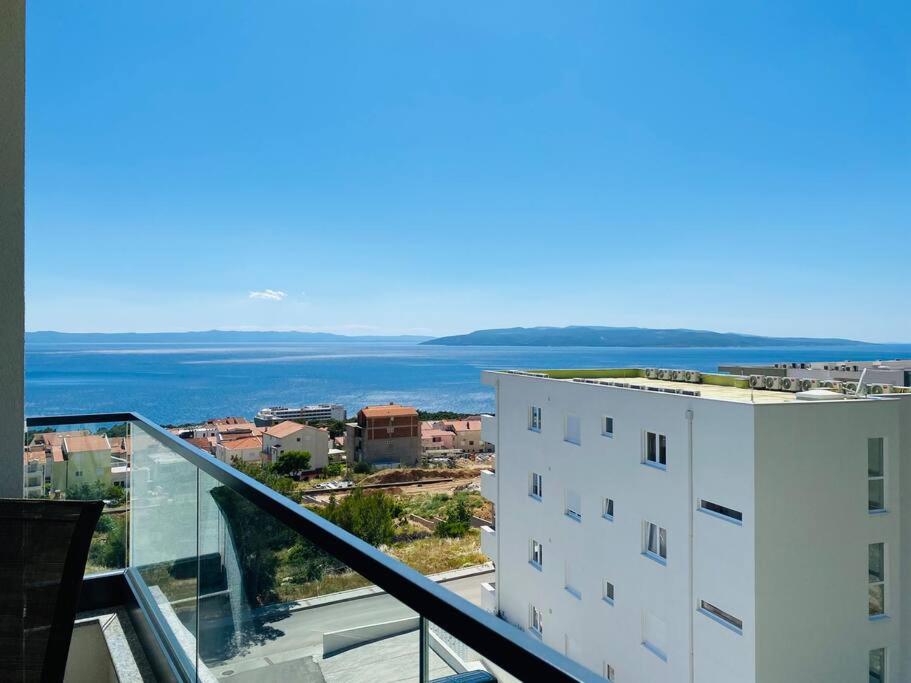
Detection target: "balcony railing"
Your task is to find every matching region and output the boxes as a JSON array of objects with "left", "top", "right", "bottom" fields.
[{"left": 25, "top": 412, "right": 598, "bottom": 682}]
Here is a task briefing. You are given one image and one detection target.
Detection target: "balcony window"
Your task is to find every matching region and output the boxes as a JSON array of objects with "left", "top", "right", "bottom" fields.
[
  {"left": 643, "top": 521, "right": 667, "bottom": 563},
  {"left": 603, "top": 579, "right": 615, "bottom": 605},
  {"left": 870, "top": 648, "right": 886, "bottom": 683},
  {"left": 602, "top": 497, "right": 614, "bottom": 520},
  {"left": 529, "top": 539, "right": 543, "bottom": 568},
  {"left": 565, "top": 489, "right": 582, "bottom": 522},
  {"left": 868, "top": 438, "right": 885, "bottom": 512},
  {"left": 869, "top": 542, "right": 886, "bottom": 617},
  {"left": 529, "top": 472, "right": 543, "bottom": 499},
  {"left": 698, "top": 600, "right": 743, "bottom": 633},
  {"left": 529, "top": 604, "right": 544, "bottom": 636},
  {"left": 698, "top": 499, "right": 742, "bottom": 524},
  {"left": 529, "top": 406, "right": 542, "bottom": 432},
  {"left": 644, "top": 432, "right": 667, "bottom": 468},
  {"left": 603, "top": 416, "right": 614, "bottom": 437}
]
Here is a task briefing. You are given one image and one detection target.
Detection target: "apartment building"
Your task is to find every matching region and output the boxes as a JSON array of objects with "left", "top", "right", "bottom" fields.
[
  {"left": 262, "top": 420, "right": 330, "bottom": 470},
  {"left": 479, "top": 368, "right": 911, "bottom": 683},
  {"left": 345, "top": 404, "right": 421, "bottom": 466},
  {"left": 215, "top": 436, "right": 264, "bottom": 464},
  {"left": 438, "top": 418, "right": 490, "bottom": 453},
  {"left": 254, "top": 403, "right": 347, "bottom": 427}
]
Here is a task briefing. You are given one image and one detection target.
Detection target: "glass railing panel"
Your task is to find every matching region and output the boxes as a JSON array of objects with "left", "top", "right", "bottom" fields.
[
  {"left": 195, "top": 468, "right": 437, "bottom": 681},
  {"left": 22, "top": 419, "right": 131, "bottom": 575},
  {"left": 130, "top": 420, "right": 199, "bottom": 676}
]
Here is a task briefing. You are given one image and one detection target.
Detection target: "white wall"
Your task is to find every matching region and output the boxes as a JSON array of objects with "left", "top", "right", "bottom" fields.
[{"left": 0, "top": 1, "right": 24, "bottom": 497}]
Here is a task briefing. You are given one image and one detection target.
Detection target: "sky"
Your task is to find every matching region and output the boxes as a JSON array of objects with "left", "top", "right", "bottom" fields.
[{"left": 25, "top": 1, "right": 911, "bottom": 341}]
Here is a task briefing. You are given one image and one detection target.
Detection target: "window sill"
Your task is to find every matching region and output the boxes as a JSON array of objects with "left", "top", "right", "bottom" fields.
[
  {"left": 564, "top": 587, "right": 582, "bottom": 600},
  {"left": 642, "top": 551, "right": 667, "bottom": 567},
  {"left": 563, "top": 439, "right": 581, "bottom": 447},
  {"left": 697, "top": 508, "right": 743, "bottom": 526},
  {"left": 868, "top": 509, "right": 889, "bottom": 516},
  {"left": 528, "top": 427, "right": 541, "bottom": 433},
  {"left": 602, "top": 597, "right": 614, "bottom": 606},
  {"left": 642, "top": 461, "right": 667, "bottom": 472},
  {"left": 565, "top": 512, "right": 582, "bottom": 523},
  {"left": 529, "top": 494, "right": 542, "bottom": 502},
  {"left": 602, "top": 433, "right": 614, "bottom": 439},
  {"left": 529, "top": 561, "right": 542, "bottom": 572},
  {"left": 527, "top": 627, "right": 543, "bottom": 640},
  {"left": 868, "top": 613, "right": 890, "bottom": 622},
  {"left": 602, "top": 514, "right": 614, "bottom": 522},
  {"left": 697, "top": 607, "right": 743, "bottom": 635},
  {"left": 642, "top": 641, "right": 668, "bottom": 662}
]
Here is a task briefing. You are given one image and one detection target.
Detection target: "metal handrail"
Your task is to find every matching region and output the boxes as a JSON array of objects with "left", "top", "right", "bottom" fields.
[{"left": 26, "top": 412, "right": 600, "bottom": 682}]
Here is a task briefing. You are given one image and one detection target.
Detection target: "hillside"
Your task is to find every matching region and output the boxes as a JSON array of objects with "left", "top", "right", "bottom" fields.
[{"left": 421, "top": 326, "right": 870, "bottom": 348}]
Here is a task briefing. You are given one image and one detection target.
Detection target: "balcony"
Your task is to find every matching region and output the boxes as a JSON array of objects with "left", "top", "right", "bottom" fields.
[
  {"left": 480, "top": 525, "right": 497, "bottom": 565},
  {"left": 481, "top": 414, "right": 497, "bottom": 448},
  {"left": 480, "top": 469, "right": 497, "bottom": 506},
  {"left": 21, "top": 412, "right": 594, "bottom": 683}
]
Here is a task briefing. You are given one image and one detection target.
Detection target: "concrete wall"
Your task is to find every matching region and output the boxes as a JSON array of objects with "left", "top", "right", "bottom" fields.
[
  {"left": 754, "top": 398, "right": 905, "bottom": 683},
  {"left": 263, "top": 425, "right": 330, "bottom": 469},
  {"left": 0, "top": 1, "right": 25, "bottom": 497}
]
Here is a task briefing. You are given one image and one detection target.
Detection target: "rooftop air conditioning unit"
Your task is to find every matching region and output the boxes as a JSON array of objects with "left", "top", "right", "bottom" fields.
[
  {"left": 749, "top": 375, "right": 766, "bottom": 389},
  {"left": 843, "top": 381, "right": 859, "bottom": 394},
  {"left": 658, "top": 369, "right": 672, "bottom": 380},
  {"left": 685, "top": 370, "right": 702, "bottom": 383},
  {"left": 798, "top": 378, "right": 819, "bottom": 391},
  {"left": 780, "top": 377, "right": 801, "bottom": 392},
  {"left": 764, "top": 376, "right": 782, "bottom": 390},
  {"left": 644, "top": 368, "right": 659, "bottom": 379},
  {"left": 672, "top": 370, "right": 688, "bottom": 382},
  {"left": 890, "top": 386, "right": 911, "bottom": 394},
  {"left": 869, "top": 384, "right": 892, "bottom": 395}
]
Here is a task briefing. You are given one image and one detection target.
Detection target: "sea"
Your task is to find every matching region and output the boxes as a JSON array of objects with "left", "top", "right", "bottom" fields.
[{"left": 25, "top": 341, "right": 911, "bottom": 425}]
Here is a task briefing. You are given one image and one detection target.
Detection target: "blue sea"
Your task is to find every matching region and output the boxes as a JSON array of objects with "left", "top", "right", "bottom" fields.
[{"left": 25, "top": 341, "right": 911, "bottom": 425}]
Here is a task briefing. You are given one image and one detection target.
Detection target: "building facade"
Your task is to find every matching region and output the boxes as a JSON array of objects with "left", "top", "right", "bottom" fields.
[
  {"left": 345, "top": 404, "right": 421, "bottom": 466},
  {"left": 262, "top": 420, "right": 330, "bottom": 470},
  {"left": 480, "top": 368, "right": 911, "bottom": 683},
  {"left": 254, "top": 403, "right": 347, "bottom": 427},
  {"left": 719, "top": 359, "right": 911, "bottom": 387}
]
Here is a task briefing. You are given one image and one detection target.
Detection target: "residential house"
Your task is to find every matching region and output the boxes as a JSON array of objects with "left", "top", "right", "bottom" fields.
[{"left": 262, "top": 420, "right": 330, "bottom": 470}]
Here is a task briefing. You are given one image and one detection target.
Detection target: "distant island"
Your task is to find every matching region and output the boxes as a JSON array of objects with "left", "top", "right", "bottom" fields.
[
  {"left": 26, "top": 330, "right": 434, "bottom": 343},
  {"left": 422, "top": 326, "right": 873, "bottom": 348}
]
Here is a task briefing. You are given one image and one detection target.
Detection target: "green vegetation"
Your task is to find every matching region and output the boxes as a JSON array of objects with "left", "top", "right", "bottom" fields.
[
  {"left": 66, "top": 481, "right": 126, "bottom": 506},
  {"left": 95, "top": 423, "right": 129, "bottom": 438},
  {"left": 323, "top": 462, "right": 345, "bottom": 477},
  {"left": 321, "top": 489, "right": 404, "bottom": 547},
  {"left": 231, "top": 458, "right": 297, "bottom": 499},
  {"left": 700, "top": 373, "right": 751, "bottom": 389},
  {"left": 417, "top": 410, "right": 473, "bottom": 421},
  {"left": 435, "top": 498, "right": 471, "bottom": 538},
  {"left": 24, "top": 427, "right": 55, "bottom": 445},
  {"left": 272, "top": 450, "right": 311, "bottom": 475},
  {"left": 88, "top": 513, "right": 127, "bottom": 571},
  {"left": 532, "top": 368, "right": 643, "bottom": 379},
  {"left": 352, "top": 460, "right": 374, "bottom": 475},
  {"left": 401, "top": 490, "right": 486, "bottom": 520}
]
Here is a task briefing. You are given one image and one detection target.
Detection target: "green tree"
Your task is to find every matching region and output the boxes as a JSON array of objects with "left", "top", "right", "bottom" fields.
[
  {"left": 89, "top": 514, "right": 127, "bottom": 568},
  {"left": 66, "top": 481, "right": 126, "bottom": 506},
  {"left": 95, "top": 423, "right": 129, "bottom": 438},
  {"left": 353, "top": 460, "right": 374, "bottom": 475},
  {"left": 320, "top": 488, "right": 401, "bottom": 547},
  {"left": 435, "top": 498, "right": 471, "bottom": 538},
  {"left": 326, "top": 420, "right": 347, "bottom": 438},
  {"left": 231, "top": 458, "right": 296, "bottom": 497},
  {"left": 272, "top": 450, "right": 311, "bottom": 476}
]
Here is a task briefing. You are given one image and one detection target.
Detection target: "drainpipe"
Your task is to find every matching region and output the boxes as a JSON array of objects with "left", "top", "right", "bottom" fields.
[{"left": 686, "top": 408, "right": 695, "bottom": 683}]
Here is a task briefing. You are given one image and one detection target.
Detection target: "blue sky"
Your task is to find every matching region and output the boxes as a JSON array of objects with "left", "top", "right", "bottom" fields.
[{"left": 26, "top": 1, "right": 910, "bottom": 341}]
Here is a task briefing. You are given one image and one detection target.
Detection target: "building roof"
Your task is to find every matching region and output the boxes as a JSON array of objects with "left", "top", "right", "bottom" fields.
[
  {"left": 360, "top": 404, "right": 418, "bottom": 418},
  {"left": 220, "top": 436, "right": 263, "bottom": 451},
  {"left": 264, "top": 420, "right": 306, "bottom": 438},
  {"left": 185, "top": 437, "right": 213, "bottom": 452},
  {"left": 209, "top": 416, "right": 248, "bottom": 425},
  {"left": 63, "top": 434, "right": 111, "bottom": 454},
  {"left": 33, "top": 429, "right": 90, "bottom": 448},
  {"left": 422, "top": 427, "right": 454, "bottom": 439},
  {"left": 441, "top": 419, "right": 482, "bottom": 432}
]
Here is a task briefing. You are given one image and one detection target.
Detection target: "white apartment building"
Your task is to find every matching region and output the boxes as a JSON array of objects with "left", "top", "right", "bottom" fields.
[
  {"left": 254, "top": 403, "right": 347, "bottom": 427},
  {"left": 479, "top": 368, "right": 911, "bottom": 683}
]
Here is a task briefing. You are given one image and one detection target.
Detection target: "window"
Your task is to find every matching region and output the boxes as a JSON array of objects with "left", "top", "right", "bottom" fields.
[
  {"left": 564, "top": 414, "right": 581, "bottom": 445},
  {"left": 644, "top": 521, "right": 667, "bottom": 562},
  {"left": 869, "top": 438, "right": 885, "bottom": 512},
  {"left": 565, "top": 489, "right": 581, "bottom": 521},
  {"left": 602, "top": 497, "right": 614, "bottom": 520},
  {"left": 642, "top": 611, "right": 667, "bottom": 661},
  {"left": 698, "top": 499, "right": 742, "bottom": 523},
  {"left": 529, "top": 539, "right": 543, "bottom": 568},
  {"left": 603, "top": 663, "right": 615, "bottom": 681},
  {"left": 870, "top": 648, "right": 886, "bottom": 683},
  {"left": 603, "top": 416, "right": 614, "bottom": 437},
  {"left": 529, "top": 605, "right": 543, "bottom": 636},
  {"left": 74, "top": 469, "right": 84, "bottom": 477},
  {"left": 529, "top": 406, "right": 542, "bottom": 431},
  {"left": 564, "top": 561, "right": 581, "bottom": 598},
  {"left": 698, "top": 600, "right": 743, "bottom": 632},
  {"left": 603, "top": 579, "right": 615, "bottom": 605},
  {"left": 644, "top": 432, "right": 667, "bottom": 468},
  {"left": 529, "top": 472, "right": 543, "bottom": 499},
  {"left": 869, "top": 543, "right": 885, "bottom": 617}
]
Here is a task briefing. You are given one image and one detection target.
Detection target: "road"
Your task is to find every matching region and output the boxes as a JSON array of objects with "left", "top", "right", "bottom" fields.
[{"left": 201, "top": 570, "right": 493, "bottom": 679}]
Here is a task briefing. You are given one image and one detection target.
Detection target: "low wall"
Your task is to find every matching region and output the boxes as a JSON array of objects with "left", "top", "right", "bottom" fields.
[{"left": 322, "top": 616, "right": 420, "bottom": 657}]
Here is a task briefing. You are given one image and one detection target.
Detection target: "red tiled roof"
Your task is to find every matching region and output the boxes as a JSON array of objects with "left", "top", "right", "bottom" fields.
[
  {"left": 360, "top": 404, "right": 418, "bottom": 418},
  {"left": 63, "top": 434, "right": 111, "bottom": 454},
  {"left": 221, "top": 436, "right": 262, "bottom": 450},
  {"left": 264, "top": 420, "right": 305, "bottom": 438}
]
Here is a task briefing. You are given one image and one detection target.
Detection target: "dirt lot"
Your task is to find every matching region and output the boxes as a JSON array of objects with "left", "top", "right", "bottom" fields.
[{"left": 307, "top": 466, "right": 487, "bottom": 504}]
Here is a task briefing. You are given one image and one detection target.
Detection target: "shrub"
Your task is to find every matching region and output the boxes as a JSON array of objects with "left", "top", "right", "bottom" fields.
[
  {"left": 435, "top": 499, "right": 471, "bottom": 538},
  {"left": 272, "top": 450, "right": 311, "bottom": 476}
]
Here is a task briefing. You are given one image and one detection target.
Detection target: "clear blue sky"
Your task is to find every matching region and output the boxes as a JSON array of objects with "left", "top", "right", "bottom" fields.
[{"left": 25, "top": 1, "right": 910, "bottom": 341}]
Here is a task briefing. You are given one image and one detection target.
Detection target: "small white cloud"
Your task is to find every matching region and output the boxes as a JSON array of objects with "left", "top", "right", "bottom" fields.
[{"left": 249, "top": 289, "right": 287, "bottom": 301}]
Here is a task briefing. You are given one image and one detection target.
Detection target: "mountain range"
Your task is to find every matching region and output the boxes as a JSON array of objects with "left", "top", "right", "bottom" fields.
[
  {"left": 421, "top": 326, "right": 871, "bottom": 348},
  {"left": 25, "top": 330, "right": 433, "bottom": 343}
]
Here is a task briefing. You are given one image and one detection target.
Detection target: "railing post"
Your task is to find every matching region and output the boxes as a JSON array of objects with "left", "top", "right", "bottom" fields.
[{"left": 419, "top": 616, "right": 430, "bottom": 683}]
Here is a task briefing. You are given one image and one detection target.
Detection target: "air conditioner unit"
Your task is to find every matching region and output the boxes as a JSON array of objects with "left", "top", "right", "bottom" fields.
[
  {"left": 780, "top": 377, "right": 801, "bottom": 392},
  {"left": 672, "top": 370, "right": 687, "bottom": 382},
  {"left": 764, "top": 376, "right": 782, "bottom": 390},
  {"left": 658, "top": 369, "right": 672, "bottom": 380},
  {"left": 869, "top": 384, "right": 892, "bottom": 395},
  {"left": 798, "top": 378, "right": 819, "bottom": 391},
  {"left": 644, "top": 368, "right": 659, "bottom": 379},
  {"left": 685, "top": 370, "right": 702, "bottom": 383},
  {"left": 890, "top": 386, "right": 911, "bottom": 394},
  {"left": 843, "top": 381, "right": 859, "bottom": 394},
  {"left": 749, "top": 375, "right": 766, "bottom": 389}
]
